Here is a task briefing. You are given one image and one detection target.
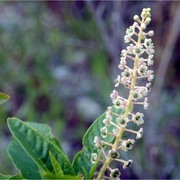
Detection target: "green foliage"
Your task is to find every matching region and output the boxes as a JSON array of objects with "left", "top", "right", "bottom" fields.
[
  {"left": 7, "top": 118, "right": 74, "bottom": 179},
  {"left": 49, "top": 151, "right": 64, "bottom": 176},
  {"left": 0, "top": 173, "right": 22, "bottom": 179},
  {"left": 41, "top": 172, "right": 82, "bottom": 179},
  {"left": 1, "top": 107, "right": 123, "bottom": 179},
  {"left": 0, "top": 92, "right": 10, "bottom": 105},
  {"left": 72, "top": 107, "right": 124, "bottom": 179}
]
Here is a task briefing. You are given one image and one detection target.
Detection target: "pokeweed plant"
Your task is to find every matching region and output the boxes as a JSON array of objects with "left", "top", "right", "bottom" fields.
[{"left": 0, "top": 8, "right": 154, "bottom": 179}]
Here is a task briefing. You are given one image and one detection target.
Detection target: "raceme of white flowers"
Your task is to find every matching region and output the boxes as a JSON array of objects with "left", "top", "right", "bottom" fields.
[{"left": 90, "top": 8, "right": 154, "bottom": 179}]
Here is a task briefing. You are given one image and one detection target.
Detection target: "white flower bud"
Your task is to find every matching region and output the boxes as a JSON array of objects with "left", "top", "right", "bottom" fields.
[
  {"left": 94, "top": 136, "right": 101, "bottom": 148},
  {"left": 114, "top": 75, "right": 121, "bottom": 87},
  {"left": 147, "top": 30, "right": 154, "bottom": 36},
  {"left": 100, "top": 127, "right": 108, "bottom": 138},
  {"left": 144, "top": 97, "right": 149, "bottom": 109},
  {"left": 133, "top": 15, "right": 140, "bottom": 21},
  {"left": 90, "top": 153, "right": 98, "bottom": 164},
  {"left": 136, "top": 128, "right": 143, "bottom": 139}
]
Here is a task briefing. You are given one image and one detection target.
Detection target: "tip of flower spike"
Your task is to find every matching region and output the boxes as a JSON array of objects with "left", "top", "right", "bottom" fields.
[{"left": 141, "top": 8, "right": 151, "bottom": 19}]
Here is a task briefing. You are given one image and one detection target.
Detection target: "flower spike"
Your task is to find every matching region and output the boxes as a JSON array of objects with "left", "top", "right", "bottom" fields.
[{"left": 90, "top": 8, "right": 154, "bottom": 179}]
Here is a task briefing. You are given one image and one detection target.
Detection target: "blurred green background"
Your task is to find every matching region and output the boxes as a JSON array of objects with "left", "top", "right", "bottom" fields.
[{"left": 0, "top": 1, "right": 180, "bottom": 179}]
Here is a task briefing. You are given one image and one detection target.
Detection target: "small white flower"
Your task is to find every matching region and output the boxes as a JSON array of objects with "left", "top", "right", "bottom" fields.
[
  {"left": 146, "top": 83, "right": 151, "bottom": 92},
  {"left": 136, "top": 128, "right": 143, "bottom": 139},
  {"left": 113, "top": 97, "right": 126, "bottom": 109},
  {"left": 137, "top": 63, "right": 148, "bottom": 76},
  {"left": 147, "top": 70, "right": 154, "bottom": 81},
  {"left": 121, "top": 139, "right": 135, "bottom": 151},
  {"left": 103, "top": 116, "right": 112, "bottom": 127},
  {"left": 144, "top": 97, "right": 149, "bottom": 109},
  {"left": 116, "top": 116, "right": 129, "bottom": 127},
  {"left": 94, "top": 136, "right": 101, "bottom": 148},
  {"left": 109, "top": 150, "right": 119, "bottom": 159},
  {"left": 124, "top": 35, "right": 131, "bottom": 43},
  {"left": 100, "top": 127, "right": 108, "bottom": 138},
  {"left": 144, "top": 39, "right": 154, "bottom": 55},
  {"left": 114, "top": 75, "right": 121, "bottom": 87},
  {"left": 140, "top": 83, "right": 151, "bottom": 96},
  {"left": 130, "top": 90, "right": 142, "bottom": 101},
  {"left": 144, "top": 39, "right": 153, "bottom": 48},
  {"left": 118, "top": 58, "right": 126, "bottom": 70},
  {"left": 127, "top": 44, "right": 134, "bottom": 54},
  {"left": 110, "top": 90, "right": 119, "bottom": 100},
  {"left": 132, "top": 112, "right": 144, "bottom": 125},
  {"left": 113, "top": 98, "right": 122, "bottom": 109},
  {"left": 113, "top": 128, "right": 119, "bottom": 135},
  {"left": 141, "top": 87, "right": 148, "bottom": 96},
  {"left": 147, "top": 48, "right": 155, "bottom": 55},
  {"left": 133, "top": 45, "right": 144, "bottom": 56},
  {"left": 126, "top": 26, "right": 135, "bottom": 36},
  {"left": 107, "top": 106, "right": 112, "bottom": 111},
  {"left": 147, "top": 57, "right": 154, "bottom": 66},
  {"left": 121, "top": 68, "right": 132, "bottom": 78},
  {"left": 110, "top": 168, "right": 121, "bottom": 178},
  {"left": 138, "top": 57, "right": 145, "bottom": 66},
  {"left": 90, "top": 153, "right": 98, "bottom": 164},
  {"left": 121, "top": 49, "right": 127, "bottom": 57},
  {"left": 121, "top": 77, "right": 131, "bottom": 88},
  {"left": 123, "top": 159, "right": 133, "bottom": 169}
]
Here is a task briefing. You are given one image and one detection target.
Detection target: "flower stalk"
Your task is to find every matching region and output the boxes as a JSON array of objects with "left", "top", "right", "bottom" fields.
[{"left": 91, "top": 8, "right": 154, "bottom": 179}]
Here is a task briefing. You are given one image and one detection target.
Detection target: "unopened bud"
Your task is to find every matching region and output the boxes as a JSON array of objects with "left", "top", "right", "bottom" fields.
[
  {"left": 148, "top": 30, "right": 154, "bottom": 36},
  {"left": 133, "top": 15, "right": 140, "bottom": 22}
]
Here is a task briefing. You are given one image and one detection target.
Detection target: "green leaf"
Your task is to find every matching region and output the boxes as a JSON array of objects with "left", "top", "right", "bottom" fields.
[
  {"left": 41, "top": 171, "right": 82, "bottom": 179},
  {"left": 8, "top": 122, "right": 64, "bottom": 179},
  {"left": 8, "top": 138, "right": 42, "bottom": 179},
  {"left": 0, "top": 173, "right": 22, "bottom": 180},
  {"left": 0, "top": 173, "right": 10, "bottom": 179},
  {"left": 72, "top": 107, "right": 123, "bottom": 178},
  {"left": 8, "top": 174, "right": 22, "bottom": 179},
  {"left": 7, "top": 118, "right": 75, "bottom": 179},
  {"left": 49, "top": 151, "right": 64, "bottom": 175},
  {"left": 26, "top": 122, "right": 63, "bottom": 151},
  {"left": 0, "top": 92, "right": 10, "bottom": 105}
]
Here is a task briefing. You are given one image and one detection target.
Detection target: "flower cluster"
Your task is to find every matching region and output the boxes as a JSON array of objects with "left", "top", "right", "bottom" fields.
[{"left": 91, "top": 8, "right": 154, "bottom": 179}]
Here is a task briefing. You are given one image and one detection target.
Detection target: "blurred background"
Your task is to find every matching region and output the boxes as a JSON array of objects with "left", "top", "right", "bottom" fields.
[{"left": 0, "top": 1, "right": 179, "bottom": 179}]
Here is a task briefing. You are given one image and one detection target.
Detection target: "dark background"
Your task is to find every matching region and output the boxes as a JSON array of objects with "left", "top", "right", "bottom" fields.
[{"left": 0, "top": 1, "right": 180, "bottom": 179}]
